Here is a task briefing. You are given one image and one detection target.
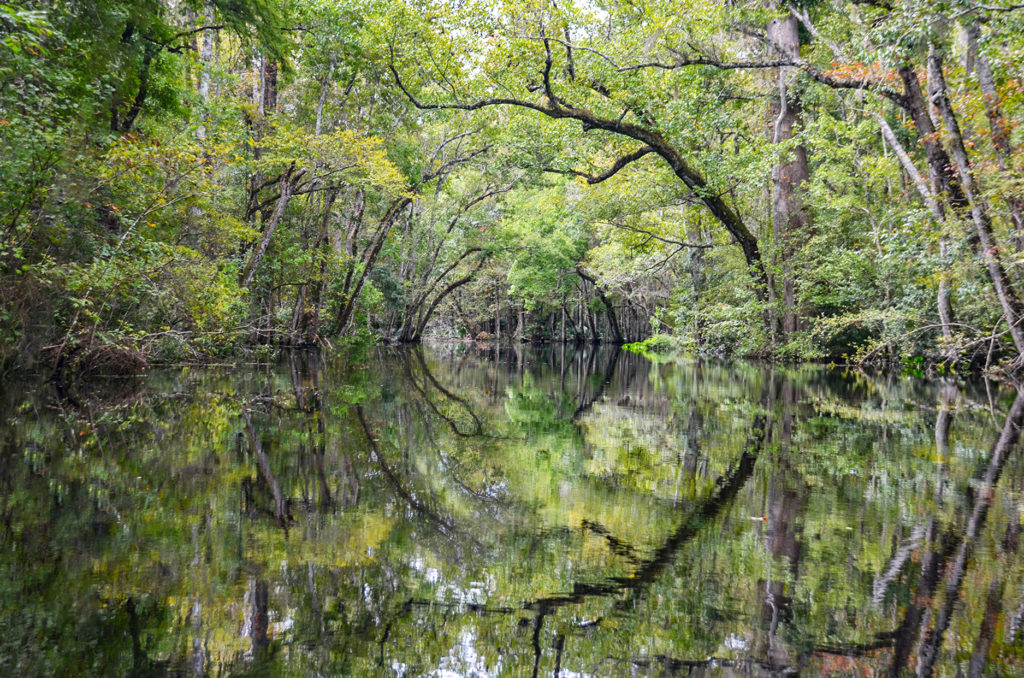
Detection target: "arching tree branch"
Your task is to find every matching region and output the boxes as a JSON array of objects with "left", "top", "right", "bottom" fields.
[
  {"left": 389, "top": 49, "right": 769, "bottom": 300},
  {"left": 545, "top": 146, "right": 655, "bottom": 184}
]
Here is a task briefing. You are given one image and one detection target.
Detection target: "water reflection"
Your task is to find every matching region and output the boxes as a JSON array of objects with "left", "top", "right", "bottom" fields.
[{"left": 2, "top": 346, "right": 1024, "bottom": 676}]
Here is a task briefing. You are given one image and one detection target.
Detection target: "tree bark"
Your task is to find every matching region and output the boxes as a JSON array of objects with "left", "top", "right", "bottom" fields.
[
  {"left": 314, "top": 55, "right": 336, "bottom": 137},
  {"left": 767, "top": 12, "right": 811, "bottom": 338},
  {"left": 877, "top": 116, "right": 944, "bottom": 221},
  {"left": 240, "top": 163, "right": 298, "bottom": 289},
  {"left": 897, "top": 64, "right": 969, "bottom": 213},
  {"left": 334, "top": 197, "right": 413, "bottom": 335},
  {"left": 965, "top": 21, "right": 1024, "bottom": 250},
  {"left": 877, "top": 115, "right": 955, "bottom": 343},
  {"left": 306, "top": 190, "right": 338, "bottom": 343},
  {"left": 113, "top": 43, "right": 157, "bottom": 133},
  {"left": 261, "top": 58, "right": 278, "bottom": 116},
  {"left": 495, "top": 285, "right": 501, "bottom": 340},
  {"left": 410, "top": 257, "right": 487, "bottom": 341},
  {"left": 196, "top": 5, "right": 215, "bottom": 140},
  {"left": 930, "top": 49, "right": 1024, "bottom": 356},
  {"left": 576, "top": 267, "right": 623, "bottom": 344}
]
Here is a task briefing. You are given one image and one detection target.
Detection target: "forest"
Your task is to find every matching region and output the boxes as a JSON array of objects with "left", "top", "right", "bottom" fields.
[
  {"left": 3, "top": 0, "right": 1024, "bottom": 373},
  {"left": 9, "top": 3, "right": 1024, "bottom": 673}
]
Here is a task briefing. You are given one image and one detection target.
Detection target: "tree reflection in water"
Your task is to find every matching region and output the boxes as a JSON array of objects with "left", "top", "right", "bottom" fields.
[{"left": 2, "top": 346, "right": 1024, "bottom": 676}]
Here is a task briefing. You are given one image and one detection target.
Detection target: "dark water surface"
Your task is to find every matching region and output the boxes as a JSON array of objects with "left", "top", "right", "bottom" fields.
[{"left": 3, "top": 345, "right": 1024, "bottom": 676}]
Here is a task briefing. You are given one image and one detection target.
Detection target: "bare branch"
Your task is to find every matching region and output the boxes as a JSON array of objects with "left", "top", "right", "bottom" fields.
[
  {"left": 875, "top": 114, "right": 943, "bottom": 220},
  {"left": 517, "top": 34, "right": 792, "bottom": 72},
  {"left": 541, "top": 30, "right": 558, "bottom": 104},
  {"left": 425, "top": 129, "right": 481, "bottom": 175},
  {"left": 600, "top": 221, "right": 718, "bottom": 248},
  {"left": 421, "top": 144, "right": 493, "bottom": 184},
  {"left": 788, "top": 4, "right": 850, "bottom": 62},
  {"left": 516, "top": 32, "right": 907, "bottom": 105},
  {"left": 388, "top": 47, "right": 556, "bottom": 117},
  {"left": 545, "top": 146, "right": 655, "bottom": 184},
  {"left": 955, "top": 1, "right": 1024, "bottom": 18},
  {"left": 388, "top": 45, "right": 768, "bottom": 290},
  {"left": 174, "top": 24, "right": 225, "bottom": 40}
]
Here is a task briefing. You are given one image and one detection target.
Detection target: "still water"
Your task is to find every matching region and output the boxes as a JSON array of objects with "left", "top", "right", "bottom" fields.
[{"left": 2, "top": 345, "right": 1024, "bottom": 677}]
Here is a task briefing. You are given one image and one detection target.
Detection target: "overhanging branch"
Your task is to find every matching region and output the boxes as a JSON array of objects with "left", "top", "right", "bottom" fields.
[
  {"left": 388, "top": 45, "right": 769, "bottom": 299},
  {"left": 545, "top": 146, "right": 654, "bottom": 184}
]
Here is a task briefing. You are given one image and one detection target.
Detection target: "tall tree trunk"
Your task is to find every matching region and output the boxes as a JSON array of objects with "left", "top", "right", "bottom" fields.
[
  {"left": 240, "top": 163, "right": 299, "bottom": 289},
  {"left": 334, "top": 197, "right": 413, "bottom": 335},
  {"left": 196, "top": 5, "right": 215, "bottom": 140},
  {"left": 877, "top": 116, "right": 955, "bottom": 343},
  {"left": 560, "top": 299, "right": 566, "bottom": 343},
  {"left": 965, "top": 21, "right": 1024, "bottom": 251},
  {"left": 314, "top": 55, "right": 335, "bottom": 137},
  {"left": 930, "top": 49, "right": 1024, "bottom": 357},
  {"left": 261, "top": 58, "right": 278, "bottom": 116},
  {"left": 495, "top": 285, "right": 501, "bottom": 341},
  {"left": 576, "top": 268, "right": 623, "bottom": 344},
  {"left": 896, "top": 57, "right": 970, "bottom": 351},
  {"left": 687, "top": 218, "right": 708, "bottom": 346},
  {"left": 290, "top": 283, "right": 306, "bottom": 340},
  {"left": 767, "top": 12, "right": 811, "bottom": 338},
  {"left": 112, "top": 42, "right": 157, "bottom": 133},
  {"left": 511, "top": 305, "right": 524, "bottom": 342},
  {"left": 897, "top": 65, "right": 969, "bottom": 213},
  {"left": 306, "top": 190, "right": 338, "bottom": 343}
]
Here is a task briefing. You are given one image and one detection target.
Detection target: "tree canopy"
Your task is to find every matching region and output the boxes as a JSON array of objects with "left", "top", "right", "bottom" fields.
[{"left": 4, "top": 0, "right": 1024, "bottom": 373}]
